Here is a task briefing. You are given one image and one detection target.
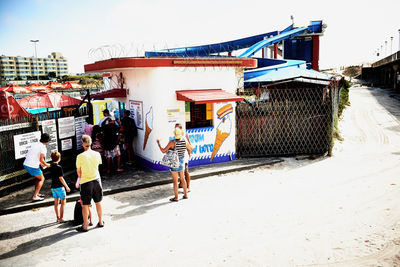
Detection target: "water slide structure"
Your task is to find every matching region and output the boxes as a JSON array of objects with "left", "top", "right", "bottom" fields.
[{"left": 145, "top": 20, "right": 329, "bottom": 84}]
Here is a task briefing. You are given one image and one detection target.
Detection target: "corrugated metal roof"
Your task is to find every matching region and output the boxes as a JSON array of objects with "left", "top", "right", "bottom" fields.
[{"left": 244, "top": 59, "right": 332, "bottom": 85}]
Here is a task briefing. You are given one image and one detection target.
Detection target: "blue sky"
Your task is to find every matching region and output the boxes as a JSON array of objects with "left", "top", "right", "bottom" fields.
[{"left": 1, "top": 0, "right": 399, "bottom": 73}]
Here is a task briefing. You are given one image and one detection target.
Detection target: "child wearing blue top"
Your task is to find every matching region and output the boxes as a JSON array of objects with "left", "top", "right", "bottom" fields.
[{"left": 49, "top": 151, "right": 70, "bottom": 222}]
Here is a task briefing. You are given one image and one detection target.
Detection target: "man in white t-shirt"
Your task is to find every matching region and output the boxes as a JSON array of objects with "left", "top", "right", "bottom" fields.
[{"left": 23, "top": 133, "right": 51, "bottom": 201}]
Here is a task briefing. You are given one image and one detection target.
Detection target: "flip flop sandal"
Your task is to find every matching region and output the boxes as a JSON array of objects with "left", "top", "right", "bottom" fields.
[
  {"left": 183, "top": 196, "right": 188, "bottom": 199},
  {"left": 76, "top": 226, "right": 88, "bottom": 232},
  {"left": 169, "top": 198, "right": 178, "bottom": 202},
  {"left": 37, "top": 194, "right": 45, "bottom": 197},
  {"left": 32, "top": 197, "right": 44, "bottom": 202},
  {"left": 97, "top": 221, "right": 105, "bottom": 228}
]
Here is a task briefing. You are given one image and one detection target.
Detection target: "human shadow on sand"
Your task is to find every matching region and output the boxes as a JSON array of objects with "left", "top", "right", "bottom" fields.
[
  {"left": 0, "top": 222, "right": 60, "bottom": 241},
  {"left": 0, "top": 223, "right": 78, "bottom": 260},
  {"left": 109, "top": 183, "right": 181, "bottom": 221}
]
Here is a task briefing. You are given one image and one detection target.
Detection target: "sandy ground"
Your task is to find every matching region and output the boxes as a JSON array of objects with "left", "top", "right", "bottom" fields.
[{"left": 1, "top": 83, "right": 400, "bottom": 266}]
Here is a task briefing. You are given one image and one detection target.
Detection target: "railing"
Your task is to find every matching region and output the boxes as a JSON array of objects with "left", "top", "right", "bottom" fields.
[{"left": 371, "top": 51, "right": 400, "bottom": 68}]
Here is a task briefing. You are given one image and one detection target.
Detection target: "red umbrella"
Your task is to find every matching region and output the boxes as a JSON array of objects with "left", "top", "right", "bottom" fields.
[
  {"left": 0, "top": 91, "right": 29, "bottom": 119},
  {"left": 18, "top": 92, "right": 83, "bottom": 109},
  {"left": 46, "top": 82, "right": 64, "bottom": 89},
  {"left": 0, "top": 84, "right": 25, "bottom": 93},
  {"left": 13, "top": 86, "right": 32, "bottom": 94},
  {"left": 28, "top": 83, "right": 53, "bottom": 93},
  {"left": 63, "top": 81, "right": 82, "bottom": 89}
]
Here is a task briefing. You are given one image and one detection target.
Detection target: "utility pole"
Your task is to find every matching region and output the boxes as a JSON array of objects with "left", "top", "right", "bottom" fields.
[
  {"left": 390, "top": 37, "right": 393, "bottom": 55},
  {"left": 385, "top": 41, "right": 388, "bottom": 57},
  {"left": 398, "top": 29, "right": 400, "bottom": 52},
  {"left": 30, "top": 40, "right": 39, "bottom": 82}
]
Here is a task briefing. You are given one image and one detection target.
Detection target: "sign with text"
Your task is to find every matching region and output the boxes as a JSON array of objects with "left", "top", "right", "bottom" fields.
[
  {"left": 75, "top": 115, "right": 88, "bottom": 150},
  {"left": 61, "top": 138, "right": 73, "bottom": 151},
  {"left": 167, "top": 108, "right": 180, "bottom": 124},
  {"left": 129, "top": 100, "right": 143, "bottom": 130},
  {"left": 42, "top": 119, "right": 58, "bottom": 161},
  {"left": 58, "top": 116, "right": 75, "bottom": 139},
  {"left": 13, "top": 131, "right": 41, "bottom": 159}
]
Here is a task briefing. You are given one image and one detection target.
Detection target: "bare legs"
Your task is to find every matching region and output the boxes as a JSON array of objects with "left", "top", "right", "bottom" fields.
[
  {"left": 116, "top": 156, "right": 123, "bottom": 172},
  {"left": 82, "top": 205, "right": 90, "bottom": 230},
  {"left": 54, "top": 199, "right": 59, "bottom": 221},
  {"left": 95, "top": 202, "right": 103, "bottom": 226},
  {"left": 32, "top": 174, "right": 45, "bottom": 200},
  {"left": 82, "top": 203, "right": 101, "bottom": 230},
  {"left": 54, "top": 198, "right": 66, "bottom": 222},
  {"left": 184, "top": 165, "right": 191, "bottom": 192},
  {"left": 125, "top": 142, "right": 134, "bottom": 163},
  {"left": 106, "top": 156, "right": 123, "bottom": 173},
  {"left": 171, "top": 172, "right": 179, "bottom": 201},
  {"left": 59, "top": 199, "right": 66, "bottom": 222},
  {"left": 171, "top": 171, "right": 187, "bottom": 201}
]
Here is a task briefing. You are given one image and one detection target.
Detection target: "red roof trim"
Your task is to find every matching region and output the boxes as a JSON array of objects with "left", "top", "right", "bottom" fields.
[
  {"left": 176, "top": 89, "right": 244, "bottom": 104},
  {"left": 90, "top": 88, "right": 127, "bottom": 99},
  {"left": 85, "top": 57, "right": 257, "bottom": 72}
]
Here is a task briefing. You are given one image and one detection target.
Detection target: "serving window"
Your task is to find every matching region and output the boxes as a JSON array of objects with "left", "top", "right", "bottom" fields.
[{"left": 185, "top": 102, "right": 213, "bottom": 129}]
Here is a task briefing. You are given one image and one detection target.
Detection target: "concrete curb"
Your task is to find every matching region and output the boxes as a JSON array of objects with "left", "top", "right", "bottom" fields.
[{"left": 0, "top": 158, "right": 282, "bottom": 216}]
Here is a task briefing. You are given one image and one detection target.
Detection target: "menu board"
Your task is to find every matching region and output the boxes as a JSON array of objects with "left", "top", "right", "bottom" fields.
[
  {"left": 13, "top": 131, "right": 41, "bottom": 159},
  {"left": 75, "top": 115, "right": 88, "bottom": 150},
  {"left": 129, "top": 100, "right": 143, "bottom": 130},
  {"left": 58, "top": 116, "right": 75, "bottom": 139},
  {"left": 42, "top": 119, "right": 58, "bottom": 161},
  {"left": 61, "top": 138, "right": 73, "bottom": 151}
]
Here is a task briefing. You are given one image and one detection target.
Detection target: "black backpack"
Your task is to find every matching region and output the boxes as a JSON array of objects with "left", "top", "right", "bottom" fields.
[{"left": 73, "top": 200, "right": 83, "bottom": 225}]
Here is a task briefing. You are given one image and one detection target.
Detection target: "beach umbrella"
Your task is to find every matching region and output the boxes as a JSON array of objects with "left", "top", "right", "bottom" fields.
[
  {"left": 0, "top": 84, "right": 27, "bottom": 93},
  {"left": 46, "top": 82, "right": 64, "bottom": 89},
  {"left": 27, "top": 83, "right": 53, "bottom": 93},
  {"left": 63, "top": 81, "right": 82, "bottom": 89},
  {"left": 0, "top": 91, "right": 29, "bottom": 119},
  {"left": 0, "top": 85, "right": 14, "bottom": 92},
  {"left": 18, "top": 92, "right": 83, "bottom": 109},
  {"left": 12, "top": 86, "right": 32, "bottom": 94}
]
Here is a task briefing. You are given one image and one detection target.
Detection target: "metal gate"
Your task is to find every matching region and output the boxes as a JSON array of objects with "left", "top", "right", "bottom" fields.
[{"left": 236, "top": 81, "right": 339, "bottom": 157}]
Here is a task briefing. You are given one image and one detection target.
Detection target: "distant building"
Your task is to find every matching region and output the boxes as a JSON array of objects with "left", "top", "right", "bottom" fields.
[{"left": 0, "top": 52, "right": 68, "bottom": 81}]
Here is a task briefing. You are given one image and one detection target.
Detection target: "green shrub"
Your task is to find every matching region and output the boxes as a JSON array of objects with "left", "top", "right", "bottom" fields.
[{"left": 338, "top": 79, "right": 350, "bottom": 117}]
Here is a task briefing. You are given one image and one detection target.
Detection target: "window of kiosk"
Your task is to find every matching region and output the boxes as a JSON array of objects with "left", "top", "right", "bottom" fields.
[{"left": 185, "top": 102, "right": 213, "bottom": 129}]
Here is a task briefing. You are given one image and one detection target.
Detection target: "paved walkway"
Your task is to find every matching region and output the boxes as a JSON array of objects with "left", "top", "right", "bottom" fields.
[{"left": 0, "top": 157, "right": 282, "bottom": 215}]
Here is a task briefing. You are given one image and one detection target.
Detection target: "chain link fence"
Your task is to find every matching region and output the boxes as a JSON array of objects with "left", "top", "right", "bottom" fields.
[
  {"left": 0, "top": 107, "right": 88, "bottom": 178},
  {"left": 236, "top": 80, "right": 341, "bottom": 157}
]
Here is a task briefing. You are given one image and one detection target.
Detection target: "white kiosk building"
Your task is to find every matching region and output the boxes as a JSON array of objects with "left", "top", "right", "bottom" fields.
[{"left": 84, "top": 57, "right": 256, "bottom": 170}]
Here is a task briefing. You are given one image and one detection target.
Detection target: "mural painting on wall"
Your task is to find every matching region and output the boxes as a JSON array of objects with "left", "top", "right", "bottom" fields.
[
  {"left": 143, "top": 106, "right": 153, "bottom": 150},
  {"left": 211, "top": 104, "right": 232, "bottom": 162},
  {"left": 185, "top": 103, "right": 233, "bottom": 163}
]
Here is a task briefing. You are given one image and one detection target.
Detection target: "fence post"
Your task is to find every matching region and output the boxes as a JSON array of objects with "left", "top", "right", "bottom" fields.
[{"left": 34, "top": 116, "right": 39, "bottom": 131}]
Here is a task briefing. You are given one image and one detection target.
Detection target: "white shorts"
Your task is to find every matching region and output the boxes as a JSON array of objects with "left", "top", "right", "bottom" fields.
[{"left": 104, "top": 145, "right": 121, "bottom": 158}]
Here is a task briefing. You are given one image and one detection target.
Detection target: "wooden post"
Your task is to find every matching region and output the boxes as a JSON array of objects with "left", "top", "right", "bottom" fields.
[{"left": 393, "top": 65, "right": 399, "bottom": 91}]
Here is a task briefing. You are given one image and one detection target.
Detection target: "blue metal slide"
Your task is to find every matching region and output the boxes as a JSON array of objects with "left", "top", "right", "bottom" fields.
[
  {"left": 145, "top": 21, "right": 322, "bottom": 58},
  {"left": 238, "top": 27, "right": 308, "bottom": 57},
  {"left": 145, "top": 30, "right": 279, "bottom": 57}
]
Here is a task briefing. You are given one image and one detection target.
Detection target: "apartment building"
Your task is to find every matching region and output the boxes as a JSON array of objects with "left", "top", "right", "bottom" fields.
[{"left": 0, "top": 52, "right": 68, "bottom": 81}]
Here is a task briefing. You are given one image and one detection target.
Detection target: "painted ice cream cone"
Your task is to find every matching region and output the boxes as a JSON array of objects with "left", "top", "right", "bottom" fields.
[
  {"left": 210, "top": 128, "right": 230, "bottom": 162},
  {"left": 210, "top": 104, "right": 233, "bottom": 162},
  {"left": 143, "top": 107, "right": 153, "bottom": 150}
]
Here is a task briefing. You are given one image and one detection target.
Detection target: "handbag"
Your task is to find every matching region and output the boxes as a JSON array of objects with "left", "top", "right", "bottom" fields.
[{"left": 161, "top": 142, "right": 179, "bottom": 168}]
